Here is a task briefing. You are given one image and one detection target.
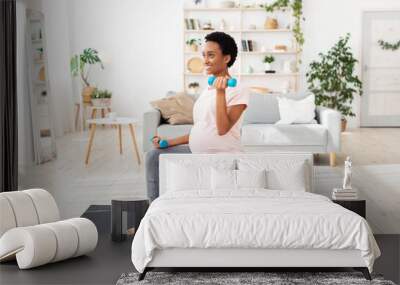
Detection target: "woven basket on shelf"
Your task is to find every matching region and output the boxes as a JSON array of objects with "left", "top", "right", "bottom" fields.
[{"left": 264, "top": 18, "right": 278, "bottom": 30}]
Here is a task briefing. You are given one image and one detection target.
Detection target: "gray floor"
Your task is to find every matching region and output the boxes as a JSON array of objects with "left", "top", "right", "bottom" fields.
[
  {"left": 1, "top": 206, "right": 399, "bottom": 285},
  {"left": 0, "top": 206, "right": 133, "bottom": 285}
]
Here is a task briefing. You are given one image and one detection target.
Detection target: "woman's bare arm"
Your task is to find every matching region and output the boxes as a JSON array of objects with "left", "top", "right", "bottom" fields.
[
  {"left": 152, "top": 134, "right": 189, "bottom": 148},
  {"left": 167, "top": 134, "right": 190, "bottom": 147},
  {"left": 214, "top": 77, "right": 247, "bottom": 136}
]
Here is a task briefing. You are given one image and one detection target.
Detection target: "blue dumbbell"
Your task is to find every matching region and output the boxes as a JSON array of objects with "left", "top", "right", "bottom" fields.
[
  {"left": 159, "top": 140, "right": 169, "bottom": 149},
  {"left": 150, "top": 137, "right": 169, "bottom": 149},
  {"left": 208, "top": 76, "right": 237, "bottom": 87}
]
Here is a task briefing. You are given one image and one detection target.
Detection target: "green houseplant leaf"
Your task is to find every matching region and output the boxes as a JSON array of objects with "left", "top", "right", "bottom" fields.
[{"left": 70, "top": 48, "right": 104, "bottom": 87}]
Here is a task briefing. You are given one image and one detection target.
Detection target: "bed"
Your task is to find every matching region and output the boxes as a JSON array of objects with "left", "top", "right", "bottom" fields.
[{"left": 131, "top": 153, "right": 380, "bottom": 281}]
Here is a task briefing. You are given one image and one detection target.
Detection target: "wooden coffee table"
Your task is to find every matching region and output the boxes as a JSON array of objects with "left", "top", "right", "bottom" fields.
[{"left": 85, "top": 117, "right": 141, "bottom": 165}]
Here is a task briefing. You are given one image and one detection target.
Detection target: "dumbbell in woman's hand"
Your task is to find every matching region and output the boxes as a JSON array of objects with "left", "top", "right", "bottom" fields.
[
  {"left": 208, "top": 76, "right": 237, "bottom": 88},
  {"left": 150, "top": 136, "right": 169, "bottom": 149}
]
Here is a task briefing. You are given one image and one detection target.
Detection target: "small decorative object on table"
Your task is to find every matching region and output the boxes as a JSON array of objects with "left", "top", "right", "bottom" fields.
[
  {"left": 332, "top": 156, "right": 358, "bottom": 200},
  {"left": 111, "top": 198, "right": 149, "bottom": 242}
]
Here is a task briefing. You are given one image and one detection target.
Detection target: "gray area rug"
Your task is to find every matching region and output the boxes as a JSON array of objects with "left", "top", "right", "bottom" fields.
[{"left": 116, "top": 272, "right": 396, "bottom": 285}]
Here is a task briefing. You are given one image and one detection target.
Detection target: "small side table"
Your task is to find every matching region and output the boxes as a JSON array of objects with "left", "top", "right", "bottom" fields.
[
  {"left": 87, "top": 106, "right": 112, "bottom": 128},
  {"left": 333, "top": 199, "right": 366, "bottom": 218},
  {"left": 111, "top": 198, "right": 149, "bottom": 242},
  {"left": 84, "top": 117, "right": 141, "bottom": 165}
]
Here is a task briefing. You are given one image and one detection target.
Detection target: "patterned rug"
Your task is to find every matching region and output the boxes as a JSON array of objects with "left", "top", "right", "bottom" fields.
[{"left": 116, "top": 271, "right": 396, "bottom": 285}]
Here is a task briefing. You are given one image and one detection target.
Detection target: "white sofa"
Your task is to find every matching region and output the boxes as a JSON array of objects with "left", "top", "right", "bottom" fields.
[
  {"left": 0, "top": 189, "right": 98, "bottom": 269},
  {"left": 142, "top": 92, "right": 341, "bottom": 166},
  {"left": 241, "top": 93, "right": 341, "bottom": 166}
]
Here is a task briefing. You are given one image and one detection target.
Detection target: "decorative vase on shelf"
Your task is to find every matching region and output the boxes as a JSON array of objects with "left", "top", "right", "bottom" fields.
[
  {"left": 91, "top": 98, "right": 111, "bottom": 107},
  {"left": 219, "top": 19, "right": 226, "bottom": 30},
  {"left": 91, "top": 98, "right": 102, "bottom": 107},
  {"left": 264, "top": 63, "right": 273, "bottom": 72},
  {"left": 341, "top": 118, "right": 347, "bottom": 132},
  {"left": 283, "top": 60, "right": 296, "bottom": 73},
  {"left": 264, "top": 18, "right": 278, "bottom": 30},
  {"left": 102, "top": 98, "right": 111, "bottom": 107},
  {"left": 281, "top": 81, "right": 290, "bottom": 94},
  {"left": 189, "top": 44, "right": 198, "bottom": 52},
  {"left": 82, "top": 86, "right": 95, "bottom": 104},
  {"left": 188, "top": 87, "right": 199, "bottom": 95}
]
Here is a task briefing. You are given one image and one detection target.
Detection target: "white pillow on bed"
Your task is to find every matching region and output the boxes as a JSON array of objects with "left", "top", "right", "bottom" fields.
[
  {"left": 167, "top": 162, "right": 211, "bottom": 191},
  {"left": 166, "top": 160, "right": 236, "bottom": 192},
  {"left": 237, "top": 159, "right": 309, "bottom": 192},
  {"left": 211, "top": 168, "right": 267, "bottom": 191},
  {"left": 236, "top": 169, "right": 267, "bottom": 189},
  {"left": 211, "top": 168, "right": 236, "bottom": 190}
]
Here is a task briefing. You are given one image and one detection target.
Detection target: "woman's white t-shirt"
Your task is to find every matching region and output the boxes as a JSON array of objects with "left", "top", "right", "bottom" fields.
[{"left": 189, "top": 86, "right": 249, "bottom": 153}]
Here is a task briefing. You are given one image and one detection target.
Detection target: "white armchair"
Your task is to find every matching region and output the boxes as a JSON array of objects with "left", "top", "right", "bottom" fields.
[{"left": 0, "top": 189, "right": 98, "bottom": 269}]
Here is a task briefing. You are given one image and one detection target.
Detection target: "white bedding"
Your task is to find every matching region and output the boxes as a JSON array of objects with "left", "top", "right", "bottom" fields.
[{"left": 131, "top": 190, "right": 380, "bottom": 273}]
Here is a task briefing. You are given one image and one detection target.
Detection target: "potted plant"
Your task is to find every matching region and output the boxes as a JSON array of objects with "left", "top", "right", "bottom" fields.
[
  {"left": 187, "top": 82, "right": 200, "bottom": 94},
  {"left": 186, "top": 38, "right": 201, "bottom": 52},
  {"left": 306, "top": 34, "right": 362, "bottom": 132},
  {"left": 263, "top": 55, "right": 275, "bottom": 73},
  {"left": 70, "top": 48, "right": 104, "bottom": 104},
  {"left": 90, "top": 89, "right": 112, "bottom": 107}
]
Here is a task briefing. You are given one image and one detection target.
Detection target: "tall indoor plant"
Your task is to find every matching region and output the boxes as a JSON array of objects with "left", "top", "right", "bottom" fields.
[
  {"left": 306, "top": 34, "right": 362, "bottom": 131},
  {"left": 70, "top": 48, "right": 104, "bottom": 104}
]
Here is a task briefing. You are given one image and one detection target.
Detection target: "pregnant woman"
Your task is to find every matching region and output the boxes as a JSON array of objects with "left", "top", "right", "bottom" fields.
[{"left": 146, "top": 31, "right": 249, "bottom": 201}]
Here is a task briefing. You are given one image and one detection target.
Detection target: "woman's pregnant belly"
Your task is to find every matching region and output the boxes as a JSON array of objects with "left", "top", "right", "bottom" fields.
[{"left": 189, "top": 122, "right": 243, "bottom": 153}]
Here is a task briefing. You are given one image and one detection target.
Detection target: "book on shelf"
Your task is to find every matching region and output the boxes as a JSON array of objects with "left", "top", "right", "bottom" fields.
[
  {"left": 247, "top": 40, "right": 254, "bottom": 51},
  {"left": 241, "top": 40, "right": 248, "bottom": 51},
  {"left": 184, "top": 19, "right": 190, "bottom": 30},
  {"left": 184, "top": 18, "right": 201, "bottom": 30},
  {"left": 190, "top": 18, "right": 196, "bottom": 30},
  {"left": 241, "top": 40, "right": 254, "bottom": 52}
]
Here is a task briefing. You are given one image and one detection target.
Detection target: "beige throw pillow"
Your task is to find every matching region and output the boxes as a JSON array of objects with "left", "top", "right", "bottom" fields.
[{"left": 150, "top": 93, "right": 195, "bottom": 125}]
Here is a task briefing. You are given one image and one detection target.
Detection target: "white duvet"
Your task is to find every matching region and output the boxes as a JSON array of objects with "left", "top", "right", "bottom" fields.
[{"left": 131, "top": 190, "right": 380, "bottom": 273}]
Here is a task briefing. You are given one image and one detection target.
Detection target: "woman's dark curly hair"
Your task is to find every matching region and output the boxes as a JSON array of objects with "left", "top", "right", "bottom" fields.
[{"left": 205, "top": 32, "right": 238, "bottom": 67}]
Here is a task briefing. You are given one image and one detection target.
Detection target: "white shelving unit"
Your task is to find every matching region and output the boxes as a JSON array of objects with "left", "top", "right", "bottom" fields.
[
  {"left": 26, "top": 9, "right": 57, "bottom": 164},
  {"left": 183, "top": 1, "right": 301, "bottom": 94}
]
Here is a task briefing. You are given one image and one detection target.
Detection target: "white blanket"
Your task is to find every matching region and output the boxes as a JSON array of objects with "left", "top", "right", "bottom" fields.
[{"left": 131, "top": 190, "right": 380, "bottom": 273}]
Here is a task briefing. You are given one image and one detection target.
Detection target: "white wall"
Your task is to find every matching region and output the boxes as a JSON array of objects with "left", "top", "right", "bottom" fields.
[
  {"left": 43, "top": 0, "right": 400, "bottom": 129},
  {"left": 65, "top": 0, "right": 184, "bottom": 122}
]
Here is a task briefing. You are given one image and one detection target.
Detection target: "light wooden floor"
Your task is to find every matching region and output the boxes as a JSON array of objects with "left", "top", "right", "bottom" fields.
[
  {"left": 315, "top": 127, "right": 400, "bottom": 166},
  {"left": 18, "top": 127, "right": 400, "bottom": 234}
]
